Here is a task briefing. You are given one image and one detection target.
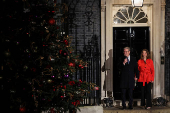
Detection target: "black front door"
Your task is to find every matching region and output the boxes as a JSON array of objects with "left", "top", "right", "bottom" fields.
[{"left": 113, "top": 27, "right": 150, "bottom": 100}]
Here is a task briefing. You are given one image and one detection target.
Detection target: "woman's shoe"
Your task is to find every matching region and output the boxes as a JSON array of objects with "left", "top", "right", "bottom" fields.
[{"left": 146, "top": 107, "right": 151, "bottom": 110}]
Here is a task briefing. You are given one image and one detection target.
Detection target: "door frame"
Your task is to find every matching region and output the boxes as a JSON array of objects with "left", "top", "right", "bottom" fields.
[
  {"left": 101, "top": 0, "right": 166, "bottom": 101},
  {"left": 112, "top": 26, "right": 150, "bottom": 100}
]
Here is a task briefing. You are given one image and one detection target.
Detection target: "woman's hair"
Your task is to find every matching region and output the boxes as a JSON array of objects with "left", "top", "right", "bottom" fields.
[{"left": 140, "top": 49, "right": 151, "bottom": 59}]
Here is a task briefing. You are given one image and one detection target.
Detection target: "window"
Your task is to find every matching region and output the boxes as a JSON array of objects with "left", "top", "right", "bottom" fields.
[{"left": 113, "top": 6, "right": 148, "bottom": 24}]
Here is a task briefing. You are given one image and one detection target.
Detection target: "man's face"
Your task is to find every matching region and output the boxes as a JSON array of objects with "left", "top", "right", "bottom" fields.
[{"left": 123, "top": 49, "right": 130, "bottom": 57}]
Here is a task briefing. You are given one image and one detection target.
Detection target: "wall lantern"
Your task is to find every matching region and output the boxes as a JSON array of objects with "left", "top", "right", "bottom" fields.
[{"left": 131, "top": 0, "right": 144, "bottom": 7}]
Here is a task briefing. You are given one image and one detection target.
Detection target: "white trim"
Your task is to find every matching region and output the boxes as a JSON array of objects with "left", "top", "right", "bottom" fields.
[
  {"left": 101, "top": 0, "right": 166, "bottom": 102},
  {"left": 112, "top": 23, "right": 149, "bottom": 27}
]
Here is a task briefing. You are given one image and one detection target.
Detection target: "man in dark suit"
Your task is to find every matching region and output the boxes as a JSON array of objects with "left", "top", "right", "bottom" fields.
[{"left": 118, "top": 47, "right": 139, "bottom": 110}]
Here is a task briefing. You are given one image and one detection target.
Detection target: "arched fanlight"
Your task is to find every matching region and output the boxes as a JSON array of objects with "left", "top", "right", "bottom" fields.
[{"left": 131, "top": 0, "right": 144, "bottom": 7}]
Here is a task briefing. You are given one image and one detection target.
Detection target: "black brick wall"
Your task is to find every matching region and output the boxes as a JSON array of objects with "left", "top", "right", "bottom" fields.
[
  {"left": 66, "top": 0, "right": 101, "bottom": 104},
  {"left": 165, "top": 0, "right": 170, "bottom": 95},
  {"left": 67, "top": 0, "right": 101, "bottom": 54}
]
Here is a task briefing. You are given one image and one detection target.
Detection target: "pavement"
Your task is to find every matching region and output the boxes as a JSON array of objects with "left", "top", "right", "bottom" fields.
[{"left": 104, "top": 106, "right": 170, "bottom": 113}]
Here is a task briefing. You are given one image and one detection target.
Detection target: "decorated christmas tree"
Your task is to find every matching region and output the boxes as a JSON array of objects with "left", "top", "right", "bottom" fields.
[{"left": 0, "top": 0, "right": 98, "bottom": 112}]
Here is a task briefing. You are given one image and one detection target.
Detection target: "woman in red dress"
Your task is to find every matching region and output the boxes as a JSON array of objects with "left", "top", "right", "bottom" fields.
[{"left": 137, "top": 49, "right": 154, "bottom": 110}]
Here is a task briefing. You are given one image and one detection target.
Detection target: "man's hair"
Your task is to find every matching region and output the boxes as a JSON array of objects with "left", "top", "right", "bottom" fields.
[{"left": 124, "top": 47, "right": 130, "bottom": 51}]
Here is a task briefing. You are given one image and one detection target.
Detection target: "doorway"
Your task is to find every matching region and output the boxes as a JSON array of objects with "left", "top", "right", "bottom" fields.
[{"left": 113, "top": 27, "right": 150, "bottom": 100}]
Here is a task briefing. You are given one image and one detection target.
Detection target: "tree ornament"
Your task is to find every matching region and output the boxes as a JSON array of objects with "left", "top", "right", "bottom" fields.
[
  {"left": 4, "top": 49, "right": 11, "bottom": 57},
  {"left": 79, "top": 79, "right": 82, "bottom": 83},
  {"left": 46, "top": 30, "right": 49, "bottom": 33},
  {"left": 60, "top": 50, "right": 68, "bottom": 57},
  {"left": 77, "top": 83, "right": 81, "bottom": 86},
  {"left": 68, "top": 81, "right": 75, "bottom": 86},
  {"left": 64, "top": 74, "right": 69, "bottom": 78},
  {"left": 23, "top": 65, "right": 28, "bottom": 70},
  {"left": 0, "top": 75, "right": 3, "bottom": 80},
  {"left": 19, "top": 107, "right": 26, "bottom": 112},
  {"left": 59, "top": 50, "right": 62, "bottom": 54},
  {"left": 56, "top": 40, "right": 60, "bottom": 42},
  {"left": 50, "top": 108, "right": 55, "bottom": 113},
  {"left": 78, "top": 64, "right": 82, "bottom": 68},
  {"left": 16, "top": 41, "right": 20, "bottom": 45},
  {"left": 49, "top": 44, "right": 55, "bottom": 49},
  {"left": 68, "top": 62, "right": 75, "bottom": 67},
  {"left": 47, "top": 79, "right": 52, "bottom": 83},
  {"left": 31, "top": 68, "right": 36, "bottom": 72},
  {"left": 64, "top": 85, "right": 66, "bottom": 89},
  {"left": 64, "top": 39, "right": 68, "bottom": 45},
  {"left": 48, "top": 55, "right": 55, "bottom": 62},
  {"left": 94, "top": 87, "right": 99, "bottom": 90},
  {"left": 48, "top": 18, "right": 55, "bottom": 25}
]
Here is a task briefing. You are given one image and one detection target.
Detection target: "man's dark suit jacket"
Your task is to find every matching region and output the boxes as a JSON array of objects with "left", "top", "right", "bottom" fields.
[{"left": 118, "top": 56, "right": 139, "bottom": 89}]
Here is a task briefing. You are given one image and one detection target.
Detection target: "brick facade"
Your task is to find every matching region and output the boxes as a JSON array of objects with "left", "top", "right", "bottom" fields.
[
  {"left": 67, "top": 0, "right": 101, "bottom": 54},
  {"left": 165, "top": 0, "right": 170, "bottom": 95}
]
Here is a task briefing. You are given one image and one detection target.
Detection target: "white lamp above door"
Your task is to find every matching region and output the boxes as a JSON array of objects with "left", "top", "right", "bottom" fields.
[{"left": 131, "top": 0, "right": 144, "bottom": 7}]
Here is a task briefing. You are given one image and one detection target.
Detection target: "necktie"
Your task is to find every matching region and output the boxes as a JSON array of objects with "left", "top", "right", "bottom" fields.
[{"left": 127, "top": 57, "right": 129, "bottom": 64}]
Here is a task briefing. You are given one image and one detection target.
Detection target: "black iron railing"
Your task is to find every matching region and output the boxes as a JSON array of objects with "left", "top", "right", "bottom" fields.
[{"left": 67, "top": 0, "right": 101, "bottom": 105}]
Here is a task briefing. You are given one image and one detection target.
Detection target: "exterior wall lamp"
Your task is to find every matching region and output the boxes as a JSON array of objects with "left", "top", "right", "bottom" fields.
[{"left": 131, "top": 0, "right": 144, "bottom": 7}]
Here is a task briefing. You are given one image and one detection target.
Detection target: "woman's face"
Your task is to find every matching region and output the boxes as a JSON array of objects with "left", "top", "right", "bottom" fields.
[{"left": 142, "top": 51, "right": 147, "bottom": 58}]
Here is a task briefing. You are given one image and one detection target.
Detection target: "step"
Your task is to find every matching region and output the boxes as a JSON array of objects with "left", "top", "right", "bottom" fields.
[
  {"left": 104, "top": 106, "right": 170, "bottom": 113},
  {"left": 114, "top": 99, "right": 141, "bottom": 106}
]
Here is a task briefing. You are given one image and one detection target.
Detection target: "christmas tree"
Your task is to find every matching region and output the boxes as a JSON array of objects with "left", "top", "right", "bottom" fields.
[{"left": 0, "top": 0, "right": 98, "bottom": 112}]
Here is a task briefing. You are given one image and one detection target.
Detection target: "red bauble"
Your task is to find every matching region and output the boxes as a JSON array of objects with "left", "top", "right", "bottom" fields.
[
  {"left": 64, "top": 40, "right": 68, "bottom": 45},
  {"left": 59, "top": 50, "right": 62, "bottom": 54},
  {"left": 64, "top": 85, "right": 66, "bottom": 89},
  {"left": 79, "top": 64, "right": 84, "bottom": 69},
  {"left": 68, "top": 81, "right": 75, "bottom": 86},
  {"left": 69, "top": 62, "right": 75, "bottom": 67},
  {"left": 79, "top": 79, "right": 82, "bottom": 83},
  {"left": 63, "top": 52, "right": 67, "bottom": 56},
  {"left": 50, "top": 108, "right": 55, "bottom": 113},
  {"left": 31, "top": 67, "right": 36, "bottom": 72},
  {"left": 95, "top": 87, "right": 99, "bottom": 90},
  {"left": 48, "top": 18, "right": 55, "bottom": 25},
  {"left": 19, "top": 107, "right": 26, "bottom": 112},
  {"left": 59, "top": 50, "right": 68, "bottom": 56}
]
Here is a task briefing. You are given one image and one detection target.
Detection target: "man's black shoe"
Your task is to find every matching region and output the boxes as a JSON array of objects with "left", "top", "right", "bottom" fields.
[
  {"left": 128, "top": 106, "right": 133, "bottom": 110},
  {"left": 122, "top": 106, "right": 126, "bottom": 110}
]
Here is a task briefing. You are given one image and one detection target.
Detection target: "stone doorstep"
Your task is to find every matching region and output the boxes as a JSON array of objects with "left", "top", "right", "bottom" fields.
[
  {"left": 104, "top": 106, "right": 170, "bottom": 113},
  {"left": 114, "top": 99, "right": 141, "bottom": 106},
  {"left": 104, "top": 109, "right": 170, "bottom": 113},
  {"left": 77, "top": 106, "right": 103, "bottom": 113}
]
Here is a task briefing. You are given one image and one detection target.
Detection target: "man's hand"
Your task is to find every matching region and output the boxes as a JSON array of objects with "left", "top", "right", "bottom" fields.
[
  {"left": 123, "top": 58, "right": 127, "bottom": 65},
  {"left": 134, "top": 77, "right": 138, "bottom": 81}
]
